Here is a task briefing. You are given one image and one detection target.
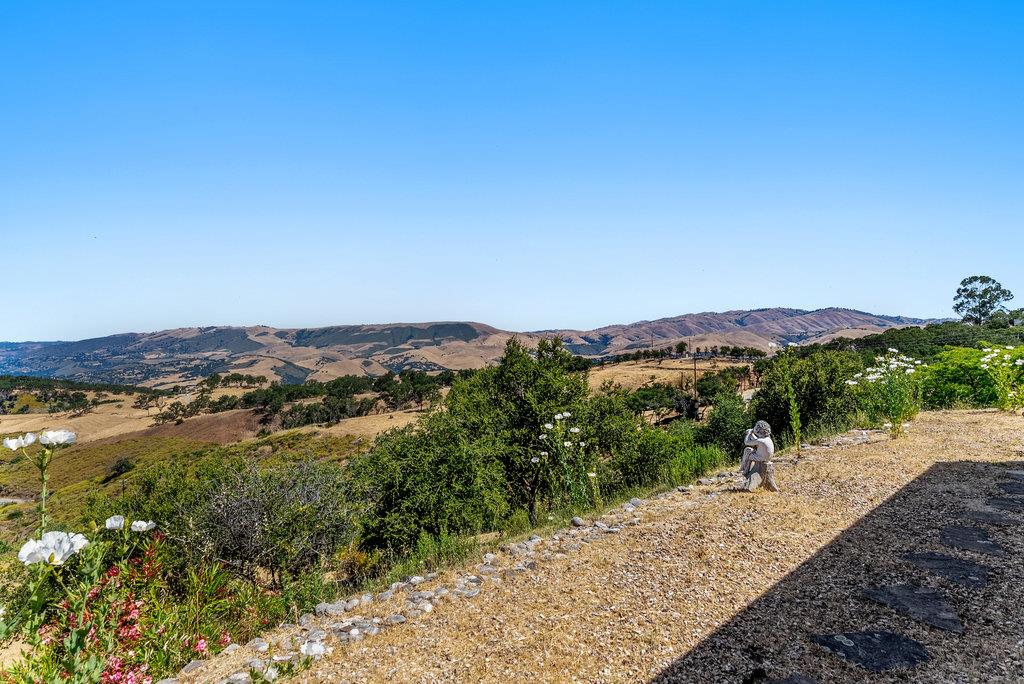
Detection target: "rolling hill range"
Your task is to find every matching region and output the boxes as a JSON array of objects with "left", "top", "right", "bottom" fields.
[{"left": 0, "top": 308, "right": 931, "bottom": 386}]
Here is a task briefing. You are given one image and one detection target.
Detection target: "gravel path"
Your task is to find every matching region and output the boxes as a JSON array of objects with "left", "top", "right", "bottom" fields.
[{"left": 182, "top": 409, "right": 1024, "bottom": 683}]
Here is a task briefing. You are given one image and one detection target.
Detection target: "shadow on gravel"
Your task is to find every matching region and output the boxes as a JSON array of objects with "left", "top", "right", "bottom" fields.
[{"left": 650, "top": 460, "right": 1024, "bottom": 684}]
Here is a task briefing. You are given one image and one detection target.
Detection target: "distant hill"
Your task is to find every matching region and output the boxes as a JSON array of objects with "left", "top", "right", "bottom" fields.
[{"left": 0, "top": 308, "right": 933, "bottom": 386}]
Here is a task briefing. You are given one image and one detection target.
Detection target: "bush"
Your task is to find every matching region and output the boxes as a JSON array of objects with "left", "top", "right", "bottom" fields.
[
  {"left": 697, "top": 392, "right": 749, "bottom": 458},
  {"left": 107, "top": 455, "right": 356, "bottom": 587},
  {"left": 850, "top": 350, "right": 923, "bottom": 437},
  {"left": 921, "top": 347, "right": 997, "bottom": 408},
  {"left": 751, "top": 350, "right": 861, "bottom": 447},
  {"left": 349, "top": 411, "right": 508, "bottom": 553}
]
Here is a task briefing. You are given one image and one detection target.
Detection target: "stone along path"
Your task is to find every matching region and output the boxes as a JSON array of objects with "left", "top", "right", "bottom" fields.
[{"left": 181, "top": 410, "right": 1024, "bottom": 683}]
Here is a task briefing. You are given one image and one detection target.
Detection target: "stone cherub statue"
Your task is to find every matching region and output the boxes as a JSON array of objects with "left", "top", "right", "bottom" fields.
[{"left": 741, "top": 420, "right": 779, "bottom": 492}]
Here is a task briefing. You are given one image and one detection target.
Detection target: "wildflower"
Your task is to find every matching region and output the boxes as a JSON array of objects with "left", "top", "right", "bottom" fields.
[
  {"left": 530, "top": 457, "right": 540, "bottom": 464},
  {"left": 1016, "top": 359, "right": 1024, "bottom": 366},
  {"left": 18, "top": 531, "right": 89, "bottom": 566},
  {"left": 983, "top": 348, "right": 992, "bottom": 352},
  {"left": 587, "top": 472, "right": 596, "bottom": 478},
  {"left": 563, "top": 441, "right": 572, "bottom": 447},
  {"left": 195, "top": 637, "right": 208, "bottom": 654},
  {"left": 540, "top": 451, "right": 548, "bottom": 456},
  {"left": 539, "top": 434, "right": 547, "bottom": 440},
  {"left": 218, "top": 631, "right": 232, "bottom": 647},
  {"left": 3, "top": 433, "right": 37, "bottom": 450},
  {"left": 905, "top": 368, "right": 914, "bottom": 374},
  {"left": 569, "top": 427, "right": 580, "bottom": 433},
  {"left": 554, "top": 413, "right": 564, "bottom": 420},
  {"left": 563, "top": 411, "right": 571, "bottom": 417},
  {"left": 39, "top": 429, "right": 76, "bottom": 446},
  {"left": 888, "top": 347, "right": 899, "bottom": 353},
  {"left": 105, "top": 515, "right": 125, "bottom": 531},
  {"left": 853, "top": 373, "right": 863, "bottom": 378},
  {"left": 981, "top": 364, "right": 989, "bottom": 369},
  {"left": 131, "top": 521, "right": 156, "bottom": 532},
  {"left": 544, "top": 423, "right": 553, "bottom": 430},
  {"left": 578, "top": 441, "right": 585, "bottom": 446},
  {"left": 1007, "top": 346, "right": 1015, "bottom": 350},
  {"left": 846, "top": 380, "right": 858, "bottom": 385}
]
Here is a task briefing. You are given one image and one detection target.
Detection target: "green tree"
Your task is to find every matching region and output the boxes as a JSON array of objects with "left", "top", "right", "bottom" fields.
[{"left": 954, "top": 275, "right": 1014, "bottom": 325}]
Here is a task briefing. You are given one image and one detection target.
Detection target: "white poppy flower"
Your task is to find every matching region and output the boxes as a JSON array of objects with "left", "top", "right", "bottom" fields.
[
  {"left": 19, "top": 531, "right": 89, "bottom": 566},
  {"left": 39, "top": 430, "right": 76, "bottom": 446},
  {"left": 131, "top": 520, "right": 156, "bottom": 532},
  {"left": 3, "top": 433, "right": 37, "bottom": 451},
  {"left": 105, "top": 515, "right": 125, "bottom": 530}
]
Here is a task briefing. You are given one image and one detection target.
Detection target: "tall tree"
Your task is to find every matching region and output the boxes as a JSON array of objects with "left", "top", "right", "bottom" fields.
[{"left": 953, "top": 275, "right": 1014, "bottom": 324}]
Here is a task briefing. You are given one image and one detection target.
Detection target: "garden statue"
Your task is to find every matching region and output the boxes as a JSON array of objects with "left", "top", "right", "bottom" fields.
[{"left": 741, "top": 420, "right": 779, "bottom": 492}]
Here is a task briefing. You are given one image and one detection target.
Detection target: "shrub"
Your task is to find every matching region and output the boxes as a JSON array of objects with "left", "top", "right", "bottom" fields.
[
  {"left": 979, "top": 344, "right": 1024, "bottom": 411},
  {"left": 751, "top": 350, "right": 861, "bottom": 447},
  {"left": 349, "top": 411, "right": 509, "bottom": 553},
  {"left": 697, "top": 392, "right": 749, "bottom": 458},
  {"left": 921, "top": 347, "right": 997, "bottom": 408},
  {"left": 850, "top": 349, "right": 923, "bottom": 437},
  {"left": 107, "top": 455, "right": 356, "bottom": 587}
]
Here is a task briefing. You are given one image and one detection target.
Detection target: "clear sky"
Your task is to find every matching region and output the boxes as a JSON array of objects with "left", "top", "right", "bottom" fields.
[{"left": 2, "top": 2, "right": 1022, "bottom": 341}]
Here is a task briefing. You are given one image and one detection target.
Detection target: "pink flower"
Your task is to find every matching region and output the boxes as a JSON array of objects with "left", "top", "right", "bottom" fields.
[
  {"left": 218, "top": 631, "right": 232, "bottom": 647},
  {"left": 195, "top": 637, "right": 208, "bottom": 654}
]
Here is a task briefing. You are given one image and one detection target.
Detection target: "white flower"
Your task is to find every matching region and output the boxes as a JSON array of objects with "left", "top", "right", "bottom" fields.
[
  {"left": 563, "top": 441, "right": 572, "bottom": 447},
  {"left": 853, "top": 373, "right": 863, "bottom": 378},
  {"left": 587, "top": 472, "right": 596, "bottom": 478},
  {"left": 554, "top": 413, "right": 564, "bottom": 420},
  {"left": 540, "top": 451, "right": 548, "bottom": 456},
  {"left": 39, "top": 430, "right": 76, "bottom": 446},
  {"left": 846, "top": 380, "right": 858, "bottom": 385},
  {"left": 130, "top": 520, "right": 156, "bottom": 532},
  {"left": 105, "top": 515, "right": 125, "bottom": 531},
  {"left": 530, "top": 457, "right": 540, "bottom": 464},
  {"left": 569, "top": 427, "right": 580, "bottom": 433},
  {"left": 578, "top": 441, "right": 585, "bottom": 446},
  {"left": 1016, "top": 359, "right": 1024, "bottom": 366},
  {"left": 562, "top": 411, "right": 571, "bottom": 417},
  {"left": 539, "top": 434, "right": 547, "bottom": 440},
  {"left": 904, "top": 368, "right": 914, "bottom": 374},
  {"left": 19, "top": 531, "right": 89, "bottom": 566},
  {"left": 983, "top": 348, "right": 992, "bottom": 352},
  {"left": 888, "top": 348, "right": 899, "bottom": 353},
  {"left": 3, "top": 433, "right": 37, "bottom": 450},
  {"left": 543, "top": 423, "right": 553, "bottom": 430},
  {"left": 1007, "top": 346, "right": 1015, "bottom": 350},
  {"left": 981, "top": 364, "right": 989, "bottom": 369}
]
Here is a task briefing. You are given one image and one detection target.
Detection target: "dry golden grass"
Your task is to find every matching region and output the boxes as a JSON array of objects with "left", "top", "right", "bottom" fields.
[
  {"left": 588, "top": 358, "right": 747, "bottom": 391},
  {"left": 0, "top": 394, "right": 156, "bottom": 444},
  {"left": 296, "top": 409, "right": 425, "bottom": 440}
]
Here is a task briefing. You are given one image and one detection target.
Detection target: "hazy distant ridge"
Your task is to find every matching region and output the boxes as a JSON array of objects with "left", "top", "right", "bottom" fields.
[{"left": 0, "top": 308, "right": 931, "bottom": 386}]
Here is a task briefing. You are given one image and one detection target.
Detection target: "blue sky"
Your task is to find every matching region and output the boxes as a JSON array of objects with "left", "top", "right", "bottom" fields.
[{"left": 2, "top": 2, "right": 1021, "bottom": 341}]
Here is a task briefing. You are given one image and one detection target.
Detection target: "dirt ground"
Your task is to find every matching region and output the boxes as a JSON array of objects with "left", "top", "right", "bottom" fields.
[{"left": 185, "top": 409, "right": 1024, "bottom": 683}]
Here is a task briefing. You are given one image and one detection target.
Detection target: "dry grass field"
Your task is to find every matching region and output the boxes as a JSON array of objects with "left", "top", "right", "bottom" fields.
[
  {"left": 588, "top": 357, "right": 749, "bottom": 391},
  {"left": 0, "top": 393, "right": 157, "bottom": 444}
]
